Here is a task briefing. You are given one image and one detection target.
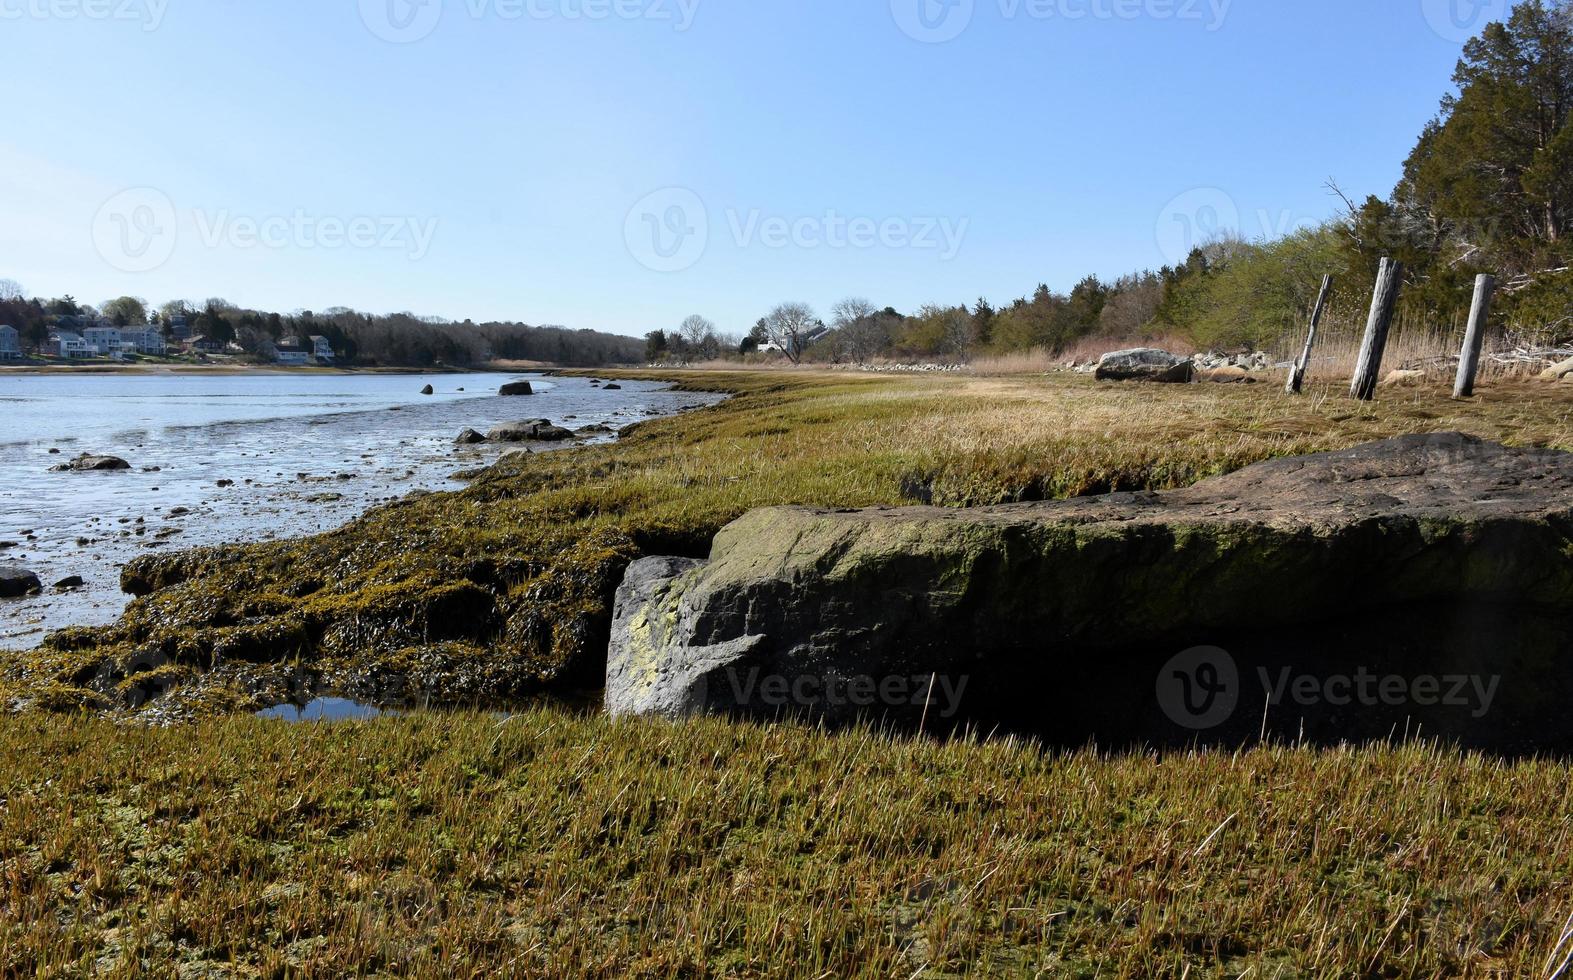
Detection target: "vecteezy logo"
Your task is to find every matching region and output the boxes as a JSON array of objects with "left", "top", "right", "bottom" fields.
[
  {"left": 1421, "top": 0, "right": 1509, "bottom": 43},
  {"left": 1155, "top": 187, "right": 1239, "bottom": 267},
  {"left": 1156, "top": 646, "right": 1239, "bottom": 730},
  {"left": 92, "top": 187, "right": 179, "bottom": 274},
  {"left": 624, "top": 187, "right": 708, "bottom": 273},
  {"left": 890, "top": 0, "right": 974, "bottom": 43},
  {"left": 360, "top": 0, "right": 443, "bottom": 43}
]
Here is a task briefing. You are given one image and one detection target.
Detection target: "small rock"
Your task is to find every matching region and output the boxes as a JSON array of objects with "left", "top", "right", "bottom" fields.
[
  {"left": 1539, "top": 357, "right": 1573, "bottom": 381},
  {"left": 168, "top": 507, "right": 189, "bottom": 517},
  {"left": 1381, "top": 369, "right": 1427, "bottom": 387},
  {"left": 454, "top": 428, "right": 486, "bottom": 445},
  {"left": 0, "top": 564, "right": 41, "bottom": 598},
  {"left": 52, "top": 575, "right": 84, "bottom": 590},
  {"left": 47, "top": 448, "right": 60, "bottom": 454},
  {"left": 420, "top": 384, "right": 435, "bottom": 395},
  {"left": 603, "top": 383, "right": 623, "bottom": 390},
  {"left": 1200, "top": 366, "right": 1255, "bottom": 384},
  {"left": 216, "top": 479, "right": 235, "bottom": 488},
  {"left": 499, "top": 381, "right": 535, "bottom": 396}
]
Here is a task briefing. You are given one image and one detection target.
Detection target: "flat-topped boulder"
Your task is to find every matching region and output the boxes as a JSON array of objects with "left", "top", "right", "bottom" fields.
[
  {"left": 608, "top": 433, "right": 1573, "bottom": 750},
  {"left": 1094, "top": 348, "right": 1194, "bottom": 383},
  {"left": 499, "top": 381, "right": 535, "bottom": 396}
]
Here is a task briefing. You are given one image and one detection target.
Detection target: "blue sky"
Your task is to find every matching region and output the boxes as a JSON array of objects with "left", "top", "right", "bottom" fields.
[{"left": 1, "top": 0, "right": 1501, "bottom": 337}]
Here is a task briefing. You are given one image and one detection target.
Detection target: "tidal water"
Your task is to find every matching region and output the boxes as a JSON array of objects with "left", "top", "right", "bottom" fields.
[{"left": 0, "top": 370, "right": 722, "bottom": 646}]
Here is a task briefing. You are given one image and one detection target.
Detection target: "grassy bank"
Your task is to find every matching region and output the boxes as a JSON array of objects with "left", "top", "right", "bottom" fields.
[
  {"left": 4, "top": 369, "right": 1573, "bottom": 719},
  {"left": 3, "top": 710, "right": 1572, "bottom": 977},
  {"left": 4, "top": 370, "right": 1573, "bottom": 975}
]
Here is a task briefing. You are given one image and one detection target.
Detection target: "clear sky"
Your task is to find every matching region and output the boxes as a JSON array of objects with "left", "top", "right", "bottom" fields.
[{"left": 1, "top": 0, "right": 1501, "bottom": 337}]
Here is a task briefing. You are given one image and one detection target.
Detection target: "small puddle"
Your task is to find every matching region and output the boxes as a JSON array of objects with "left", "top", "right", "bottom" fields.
[{"left": 256, "top": 698, "right": 386, "bottom": 723}]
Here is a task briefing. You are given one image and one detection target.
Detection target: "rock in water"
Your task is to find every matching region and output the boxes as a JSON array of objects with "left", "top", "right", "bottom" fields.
[
  {"left": 485, "top": 420, "right": 576, "bottom": 442},
  {"left": 0, "top": 564, "right": 40, "bottom": 598},
  {"left": 420, "top": 385, "right": 435, "bottom": 395},
  {"left": 608, "top": 433, "right": 1573, "bottom": 751},
  {"left": 455, "top": 428, "right": 487, "bottom": 445},
  {"left": 49, "top": 454, "right": 131, "bottom": 472},
  {"left": 1094, "top": 348, "right": 1194, "bottom": 383},
  {"left": 603, "top": 383, "right": 623, "bottom": 390},
  {"left": 499, "top": 381, "right": 535, "bottom": 396}
]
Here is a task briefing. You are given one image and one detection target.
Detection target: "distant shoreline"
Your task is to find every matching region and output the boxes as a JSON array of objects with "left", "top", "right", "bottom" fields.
[{"left": 0, "top": 359, "right": 588, "bottom": 377}]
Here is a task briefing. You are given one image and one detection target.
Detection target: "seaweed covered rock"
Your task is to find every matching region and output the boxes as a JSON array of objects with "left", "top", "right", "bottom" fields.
[
  {"left": 609, "top": 433, "right": 1573, "bottom": 751},
  {"left": 487, "top": 420, "right": 575, "bottom": 442},
  {"left": 49, "top": 454, "right": 131, "bottom": 472},
  {"left": 499, "top": 381, "right": 535, "bottom": 396}
]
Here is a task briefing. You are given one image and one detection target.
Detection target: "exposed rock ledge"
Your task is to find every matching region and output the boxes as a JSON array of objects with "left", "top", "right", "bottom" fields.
[{"left": 608, "top": 433, "right": 1573, "bottom": 751}]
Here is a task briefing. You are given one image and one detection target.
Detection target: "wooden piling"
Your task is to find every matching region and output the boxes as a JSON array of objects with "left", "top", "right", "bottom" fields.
[
  {"left": 1350, "top": 258, "right": 1403, "bottom": 401},
  {"left": 1286, "top": 274, "right": 1333, "bottom": 395},
  {"left": 1452, "top": 274, "right": 1496, "bottom": 398}
]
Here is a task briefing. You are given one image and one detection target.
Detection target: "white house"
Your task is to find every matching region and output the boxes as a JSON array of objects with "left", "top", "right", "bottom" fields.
[
  {"left": 0, "top": 325, "right": 20, "bottom": 360},
  {"left": 51, "top": 331, "right": 93, "bottom": 358},
  {"left": 309, "top": 335, "right": 335, "bottom": 364}
]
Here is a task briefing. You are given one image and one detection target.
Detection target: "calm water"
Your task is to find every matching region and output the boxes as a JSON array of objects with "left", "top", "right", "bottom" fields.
[{"left": 0, "top": 371, "right": 722, "bottom": 646}]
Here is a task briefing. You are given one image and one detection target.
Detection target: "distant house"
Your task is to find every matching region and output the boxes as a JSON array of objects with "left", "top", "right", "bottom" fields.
[
  {"left": 82, "top": 325, "right": 122, "bottom": 356},
  {"left": 166, "top": 316, "right": 191, "bottom": 341},
  {"left": 309, "top": 335, "right": 335, "bottom": 365},
  {"left": 121, "top": 328, "right": 166, "bottom": 356},
  {"left": 50, "top": 331, "right": 93, "bottom": 358},
  {"left": 275, "top": 338, "right": 310, "bottom": 366},
  {"left": 184, "top": 335, "right": 225, "bottom": 355},
  {"left": 0, "top": 325, "right": 20, "bottom": 360}
]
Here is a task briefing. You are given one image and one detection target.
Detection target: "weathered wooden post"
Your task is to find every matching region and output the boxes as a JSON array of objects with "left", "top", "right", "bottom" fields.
[
  {"left": 1452, "top": 274, "right": 1496, "bottom": 398},
  {"left": 1286, "top": 274, "right": 1334, "bottom": 395},
  {"left": 1350, "top": 258, "right": 1403, "bottom": 401}
]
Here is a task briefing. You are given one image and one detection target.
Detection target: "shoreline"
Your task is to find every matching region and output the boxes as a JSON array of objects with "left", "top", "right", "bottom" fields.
[
  {"left": 0, "top": 371, "right": 725, "bottom": 651},
  {"left": 0, "top": 358, "right": 619, "bottom": 377}
]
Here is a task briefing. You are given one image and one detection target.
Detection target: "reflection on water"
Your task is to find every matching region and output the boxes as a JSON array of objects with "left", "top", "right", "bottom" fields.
[
  {"left": 256, "top": 697, "right": 385, "bottom": 723},
  {"left": 0, "top": 371, "right": 723, "bottom": 646}
]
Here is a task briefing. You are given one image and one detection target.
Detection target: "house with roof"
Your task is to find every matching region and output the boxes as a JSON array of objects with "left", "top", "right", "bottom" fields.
[
  {"left": 275, "top": 337, "right": 311, "bottom": 366},
  {"left": 122, "top": 328, "right": 166, "bottom": 356},
  {"left": 0, "top": 325, "right": 21, "bottom": 360},
  {"left": 50, "top": 331, "right": 93, "bottom": 358}
]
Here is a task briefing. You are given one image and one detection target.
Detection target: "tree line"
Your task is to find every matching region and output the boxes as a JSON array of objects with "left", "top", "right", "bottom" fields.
[
  {"left": 0, "top": 289, "right": 644, "bottom": 367},
  {"left": 647, "top": 0, "right": 1571, "bottom": 366}
]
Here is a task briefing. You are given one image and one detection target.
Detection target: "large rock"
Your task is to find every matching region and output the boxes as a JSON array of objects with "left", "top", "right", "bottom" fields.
[
  {"left": 608, "top": 433, "right": 1573, "bottom": 750},
  {"left": 49, "top": 454, "right": 131, "bottom": 472},
  {"left": 0, "top": 564, "right": 40, "bottom": 598},
  {"left": 486, "top": 420, "right": 576, "bottom": 442},
  {"left": 1094, "top": 348, "right": 1194, "bottom": 383},
  {"left": 499, "top": 381, "right": 535, "bottom": 396}
]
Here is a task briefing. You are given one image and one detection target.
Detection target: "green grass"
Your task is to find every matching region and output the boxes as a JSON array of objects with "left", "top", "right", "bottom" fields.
[
  {"left": 4, "top": 369, "right": 1573, "bottom": 976},
  {"left": 2, "top": 710, "right": 1571, "bottom": 977}
]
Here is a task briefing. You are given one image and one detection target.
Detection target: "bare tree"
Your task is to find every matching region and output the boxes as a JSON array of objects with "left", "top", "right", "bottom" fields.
[
  {"left": 831, "top": 297, "right": 888, "bottom": 365},
  {"left": 763, "top": 302, "right": 817, "bottom": 364},
  {"left": 678, "top": 313, "right": 717, "bottom": 360},
  {"left": 0, "top": 279, "right": 23, "bottom": 301}
]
